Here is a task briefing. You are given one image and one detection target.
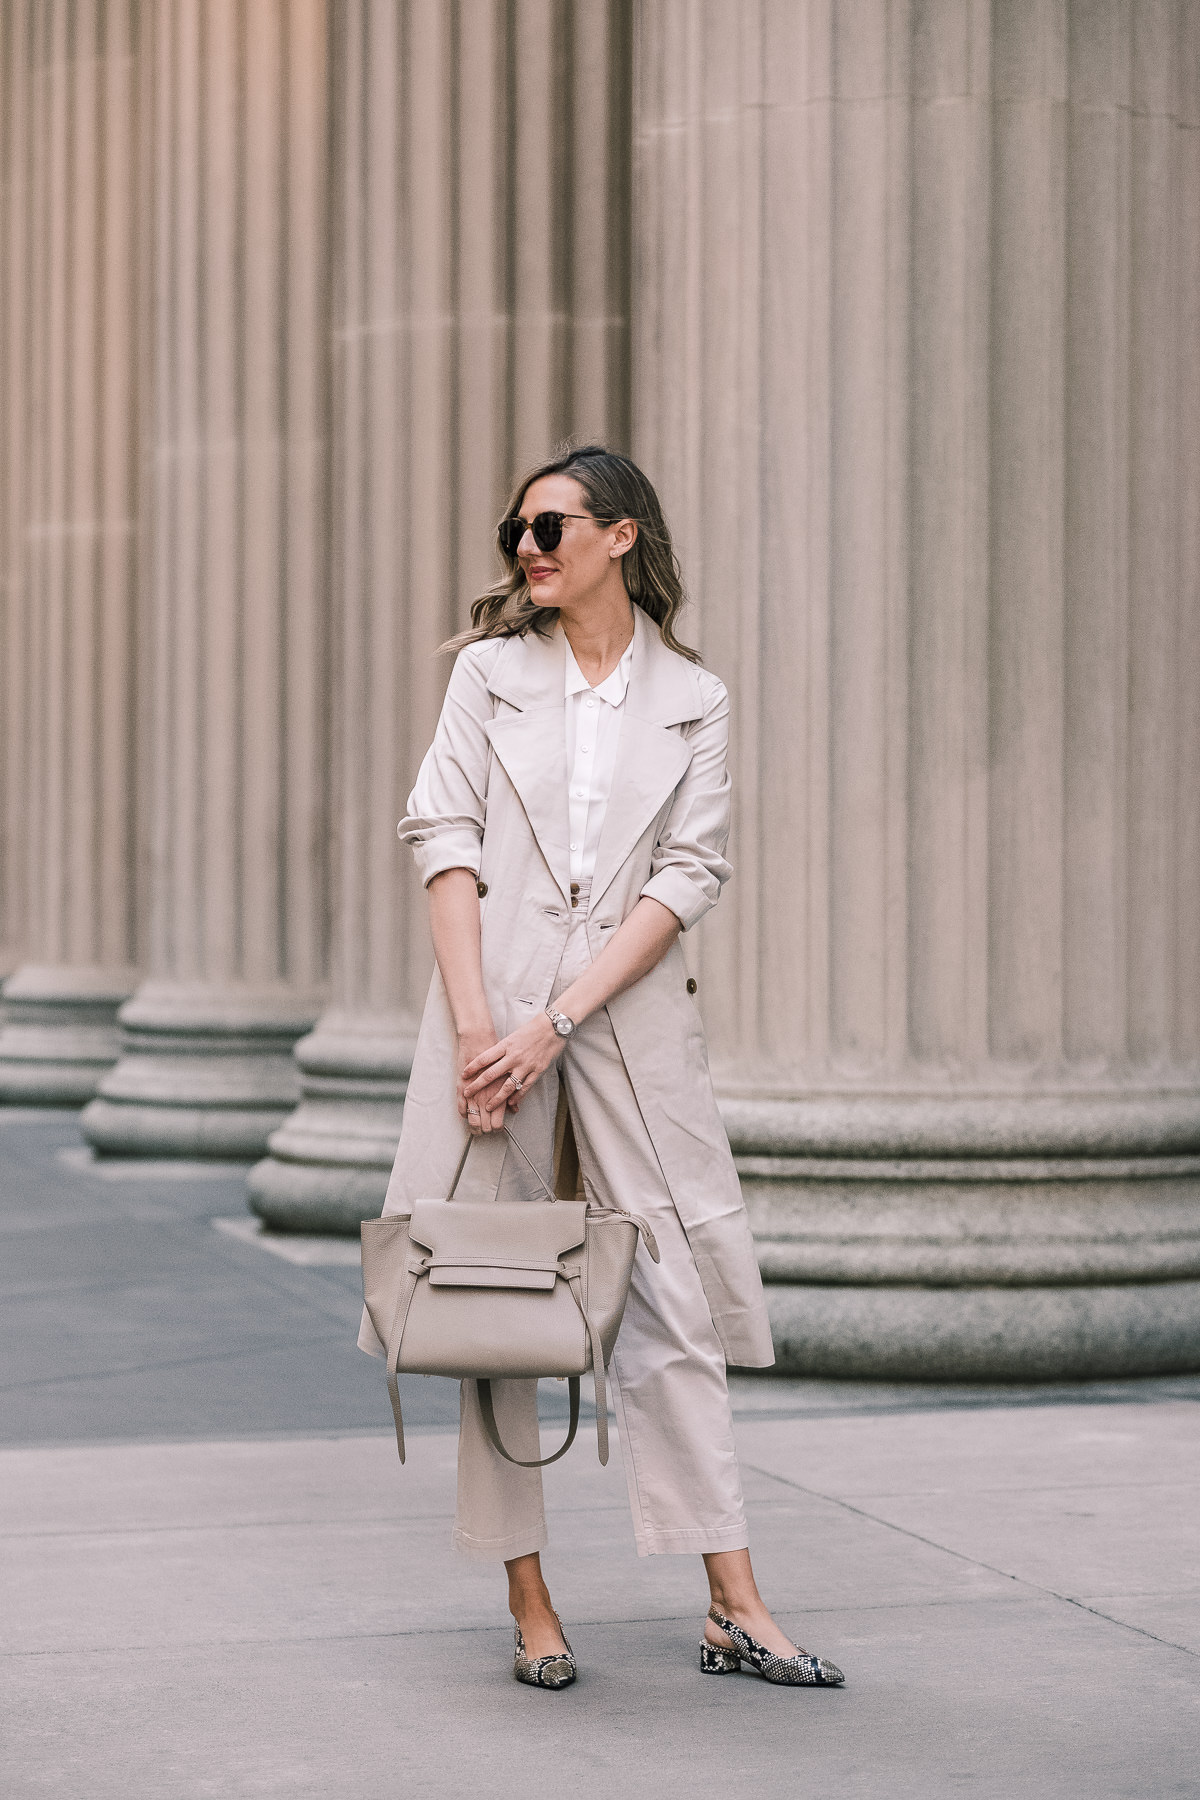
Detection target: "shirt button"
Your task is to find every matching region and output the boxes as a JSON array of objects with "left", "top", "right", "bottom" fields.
[
  {"left": 581, "top": 746, "right": 590, "bottom": 754},
  {"left": 686, "top": 977, "right": 698, "bottom": 995},
  {"left": 586, "top": 698, "right": 596, "bottom": 708},
  {"left": 570, "top": 842, "right": 579, "bottom": 851}
]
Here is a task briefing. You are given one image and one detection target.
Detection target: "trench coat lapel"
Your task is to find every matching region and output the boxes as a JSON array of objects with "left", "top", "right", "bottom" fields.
[
  {"left": 484, "top": 628, "right": 572, "bottom": 902},
  {"left": 589, "top": 608, "right": 704, "bottom": 912},
  {"left": 481, "top": 610, "right": 706, "bottom": 912}
]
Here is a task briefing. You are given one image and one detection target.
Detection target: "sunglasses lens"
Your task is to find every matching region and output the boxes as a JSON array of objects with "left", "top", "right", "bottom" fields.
[{"left": 497, "top": 512, "right": 566, "bottom": 557}]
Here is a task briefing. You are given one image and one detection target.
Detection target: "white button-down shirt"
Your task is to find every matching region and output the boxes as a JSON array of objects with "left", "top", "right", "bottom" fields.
[{"left": 563, "top": 630, "right": 634, "bottom": 888}]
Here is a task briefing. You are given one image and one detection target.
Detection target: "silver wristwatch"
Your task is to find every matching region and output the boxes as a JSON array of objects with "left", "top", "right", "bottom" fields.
[{"left": 546, "top": 1007, "right": 576, "bottom": 1039}]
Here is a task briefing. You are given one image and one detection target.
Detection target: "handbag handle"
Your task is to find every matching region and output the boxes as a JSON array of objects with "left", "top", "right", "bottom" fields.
[{"left": 446, "top": 1123, "right": 560, "bottom": 1206}]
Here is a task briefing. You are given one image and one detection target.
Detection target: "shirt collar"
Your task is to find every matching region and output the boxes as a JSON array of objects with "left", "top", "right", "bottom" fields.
[{"left": 563, "top": 633, "right": 634, "bottom": 706}]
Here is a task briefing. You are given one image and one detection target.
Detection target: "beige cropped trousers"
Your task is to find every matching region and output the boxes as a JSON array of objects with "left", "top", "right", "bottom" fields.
[{"left": 453, "top": 897, "right": 749, "bottom": 1562}]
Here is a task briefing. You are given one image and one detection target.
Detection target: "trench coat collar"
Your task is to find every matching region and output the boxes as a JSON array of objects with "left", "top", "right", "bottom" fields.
[
  {"left": 484, "top": 607, "right": 705, "bottom": 906},
  {"left": 483, "top": 604, "right": 703, "bottom": 727}
]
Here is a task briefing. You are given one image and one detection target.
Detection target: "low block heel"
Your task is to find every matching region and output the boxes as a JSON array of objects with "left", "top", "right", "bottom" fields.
[{"left": 700, "top": 1640, "right": 741, "bottom": 1674}]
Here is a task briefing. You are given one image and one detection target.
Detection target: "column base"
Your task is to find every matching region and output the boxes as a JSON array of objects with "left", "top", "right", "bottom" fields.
[
  {"left": 763, "top": 1281, "right": 1200, "bottom": 1380},
  {"left": 0, "top": 965, "right": 139, "bottom": 1105},
  {"left": 724, "top": 1089, "right": 1200, "bottom": 1381},
  {"left": 246, "top": 1009, "right": 415, "bottom": 1232},
  {"left": 79, "top": 981, "right": 323, "bottom": 1158}
]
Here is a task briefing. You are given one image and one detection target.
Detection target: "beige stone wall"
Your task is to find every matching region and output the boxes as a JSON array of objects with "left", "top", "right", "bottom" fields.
[{"left": 637, "top": 0, "right": 1200, "bottom": 1094}]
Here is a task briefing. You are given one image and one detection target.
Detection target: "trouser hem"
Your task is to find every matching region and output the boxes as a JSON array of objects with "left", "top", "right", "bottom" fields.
[
  {"left": 452, "top": 1523, "right": 548, "bottom": 1563},
  {"left": 632, "top": 1521, "right": 750, "bottom": 1558}
]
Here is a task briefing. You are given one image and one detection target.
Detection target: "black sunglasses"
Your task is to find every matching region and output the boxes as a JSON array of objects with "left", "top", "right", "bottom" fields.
[{"left": 497, "top": 511, "right": 591, "bottom": 557}]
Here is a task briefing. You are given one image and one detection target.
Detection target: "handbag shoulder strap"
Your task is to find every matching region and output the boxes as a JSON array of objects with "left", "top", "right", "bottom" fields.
[
  {"left": 476, "top": 1377, "right": 581, "bottom": 1468},
  {"left": 475, "top": 1270, "right": 611, "bottom": 1468}
]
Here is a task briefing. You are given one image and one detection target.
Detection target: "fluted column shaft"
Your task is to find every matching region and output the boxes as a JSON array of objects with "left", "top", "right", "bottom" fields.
[
  {"left": 251, "top": 0, "right": 632, "bottom": 1228},
  {"left": 0, "top": 0, "right": 32, "bottom": 980},
  {"left": 635, "top": 0, "right": 1200, "bottom": 1376},
  {"left": 82, "top": 0, "right": 331, "bottom": 1157},
  {"left": 0, "top": 0, "right": 142, "bottom": 1102}
]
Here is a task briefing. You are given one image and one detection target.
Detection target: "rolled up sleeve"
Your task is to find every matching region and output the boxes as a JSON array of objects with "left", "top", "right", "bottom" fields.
[
  {"left": 640, "top": 676, "right": 733, "bottom": 931},
  {"left": 398, "top": 647, "right": 492, "bottom": 886}
]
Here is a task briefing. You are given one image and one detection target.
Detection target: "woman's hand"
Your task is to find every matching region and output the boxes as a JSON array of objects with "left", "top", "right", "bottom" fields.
[
  {"left": 460, "top": 898, "right": 683, "bottom": 1121},
  {"left": 462, "top": 1013, "right": 563, "bottom": 1114},
  {"left": 456, "top": 1024, "right": 512, "bottom": 1135}
]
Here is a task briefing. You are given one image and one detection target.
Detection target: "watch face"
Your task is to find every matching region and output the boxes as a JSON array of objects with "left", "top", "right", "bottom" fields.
[{"left": 554, "top": 1015, "right": 573, "bottom": 1037}]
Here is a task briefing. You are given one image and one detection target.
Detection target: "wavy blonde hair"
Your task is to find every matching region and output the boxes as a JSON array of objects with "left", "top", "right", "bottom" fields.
[{"left": 441, "top": 444, "right": 701, "bottom": 663}]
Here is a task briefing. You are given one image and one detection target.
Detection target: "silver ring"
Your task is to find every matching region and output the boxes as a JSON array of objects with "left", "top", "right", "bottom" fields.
[
  {"left": 467, "top": 1106, "right": 480, "bottom": 1116},
  {"left": 508, "top": 1073, "right": 523, "bottom": 1091}
]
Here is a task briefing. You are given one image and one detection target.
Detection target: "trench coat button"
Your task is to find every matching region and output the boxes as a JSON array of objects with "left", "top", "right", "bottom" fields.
[
  {"left": 476, "top": 879, "right": 488, "bottom": 897},
  {"left": 686, "top": 977, "right": 698, "bottom": 995}
]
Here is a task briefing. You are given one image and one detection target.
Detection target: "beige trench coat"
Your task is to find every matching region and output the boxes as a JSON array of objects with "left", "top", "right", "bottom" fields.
[{"left": 358, "top": 603, "right": 774, "bottom": 1369}]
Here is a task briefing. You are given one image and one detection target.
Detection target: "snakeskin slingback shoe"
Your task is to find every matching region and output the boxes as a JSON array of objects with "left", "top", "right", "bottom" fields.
[
  {"left": 513, "top": 1612, "right": 577, "bottom": 1689},
  {"left": 700, "top": 1604, "right": 844, "bottom": 1687}
]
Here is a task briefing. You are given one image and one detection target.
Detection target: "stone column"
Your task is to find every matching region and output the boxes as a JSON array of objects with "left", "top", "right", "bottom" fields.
[
  {"left": 249, "top": 0, "right": 631, "bottom": 1227},
  {"left": 0, "top": 0, "right": 142, "bottom": 1103},
  {"left": 81, "top": 0, "right": 330, "bottom": 1156},
  {"left": 635, "top": 0, "right": 1200, "bottom": 1377},
  {"left": 0, "top": 0, "right": 32, "bottom": 983}
]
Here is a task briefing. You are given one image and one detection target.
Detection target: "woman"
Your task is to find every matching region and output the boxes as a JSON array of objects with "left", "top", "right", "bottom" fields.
[{"left": 359, "top": 445, "right": 843, "bottom": 1692}]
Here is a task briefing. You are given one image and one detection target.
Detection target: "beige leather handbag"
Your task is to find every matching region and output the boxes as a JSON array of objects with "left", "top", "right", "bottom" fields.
[{"left": 360, "top": 1125, "right": 659, "bottom": 1468}]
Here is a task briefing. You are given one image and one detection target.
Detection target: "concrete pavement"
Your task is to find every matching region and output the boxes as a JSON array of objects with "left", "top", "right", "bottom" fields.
[{"left": 2, "top": 1109, "right": 1198, "bottom": 1798}]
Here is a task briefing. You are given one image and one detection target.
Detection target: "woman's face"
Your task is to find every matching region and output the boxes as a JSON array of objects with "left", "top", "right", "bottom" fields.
[{"left": 511, "top": 474, "right": 634, "bottom": 612}]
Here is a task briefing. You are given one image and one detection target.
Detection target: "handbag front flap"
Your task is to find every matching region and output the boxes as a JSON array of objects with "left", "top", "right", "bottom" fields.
[{"left": 411, "top": 1197, "right": 587, "bottom": 1290}]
